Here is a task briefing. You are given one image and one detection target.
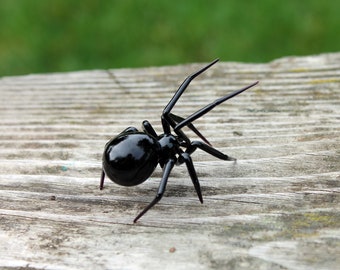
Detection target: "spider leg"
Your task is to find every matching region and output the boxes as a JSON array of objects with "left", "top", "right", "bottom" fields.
[
  {"left": 180, "top": 152, "right": 203, "bottom": 203},
  {"left": 134, "top": 159, "right": 175, "bottom": 223},
  {"left": 100, "top": 170, "right": 105, "bottom": 190},
  {"left": 162, "top": 59, "right": 219, "bottom": 117},
  {"left": 174, "top": 81, "right": 259, "bottom": 132},
  {"left": 161, "top": 59, "right": 219, "bottom": 134},
  {"left": 169, "top": 113, "right": 211, "bottom": 146},
  {"left": 142, "top": 120, "right": 158, "bottom": 138},
  {"left": 186, "top": 141, "right": 236, "bottom": 161}
]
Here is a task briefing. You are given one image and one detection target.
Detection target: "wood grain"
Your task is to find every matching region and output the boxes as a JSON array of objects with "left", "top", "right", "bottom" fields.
[{"left": 0, "top": 53, "right": 339, "bottom": 269}]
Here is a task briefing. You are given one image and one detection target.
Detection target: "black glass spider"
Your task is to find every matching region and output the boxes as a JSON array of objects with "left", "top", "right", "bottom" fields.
[{"left": 100, "top": 59, "right": 258, "bottom": 223}]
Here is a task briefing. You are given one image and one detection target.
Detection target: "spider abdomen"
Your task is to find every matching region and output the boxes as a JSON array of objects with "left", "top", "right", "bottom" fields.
[{"left": 102, "top": 132, "right": 160, "bottom": 186}]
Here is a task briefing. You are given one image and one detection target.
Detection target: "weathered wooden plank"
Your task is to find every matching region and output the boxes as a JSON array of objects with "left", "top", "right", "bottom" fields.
[{"left": 0, "top": 53, "right": 339, "bottom": 269}]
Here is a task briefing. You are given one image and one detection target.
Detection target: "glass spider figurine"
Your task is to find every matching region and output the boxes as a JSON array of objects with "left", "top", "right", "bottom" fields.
[{"left": 100, "top": 59, "right": 258, "bottom": 223}]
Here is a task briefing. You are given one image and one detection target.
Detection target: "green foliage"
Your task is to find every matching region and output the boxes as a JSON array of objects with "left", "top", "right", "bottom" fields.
[{"left": 1, "top": 0, "right": 339, "bottom": 76}]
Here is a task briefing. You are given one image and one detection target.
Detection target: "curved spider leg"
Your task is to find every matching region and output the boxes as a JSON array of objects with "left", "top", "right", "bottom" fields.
[
  {"left": 180, "top": 152, "right": 203, "bottom": 203},
  {"left": 161, "top": 116, "right": 172, "bottom": 135},
  {"left": 161, "top": 59, "right": 219, "bottom": 132},
  {"left": 161, "top": 114, "right": 191, "bottom": 145},
  {"left": 134, "top": 159, "right": 175, "bottom": 223},
  {"left": 142, "top": 120, "right": 158, "bottom": 138},
  {"left": 169, "top": 113, "right": 211, "bottom": 146},
  {"left": 174, "top": 81, "right": 259, "bottom": 132},
  {"left": 163, "top": 59, "right": 219, "bottom": 117},
  {"left": 186, "top": 141, "right": 236, "bottom": 161}
]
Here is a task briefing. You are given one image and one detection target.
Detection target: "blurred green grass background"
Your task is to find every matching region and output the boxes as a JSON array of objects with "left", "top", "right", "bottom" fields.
[{"left": 1, "top": 0, "right": 339, "bottom": 76}]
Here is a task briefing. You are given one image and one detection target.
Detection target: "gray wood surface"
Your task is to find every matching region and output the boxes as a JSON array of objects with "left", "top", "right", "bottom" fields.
[{"left": 0, "top": 53, "right": 339, "bottom": 270}]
